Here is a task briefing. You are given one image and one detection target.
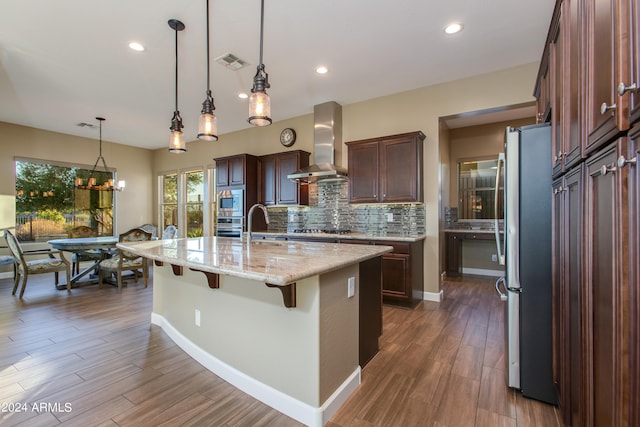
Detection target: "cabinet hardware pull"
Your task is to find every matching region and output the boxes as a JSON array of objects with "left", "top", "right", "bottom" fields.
[
  {"left": 600, "top": 163, "right": 617, "bottom": 176},
  {"left": 600, "top": 102, "right": 617, "bottom": 115},
  {"left": 617, "top": 82, "right": 638, "bottom": 96},
  {"left": 617, "top": 155, "right": 637, "bottom": 168},
  {"left": 554, "top": 151, "right": 566, "bottom": 162}
]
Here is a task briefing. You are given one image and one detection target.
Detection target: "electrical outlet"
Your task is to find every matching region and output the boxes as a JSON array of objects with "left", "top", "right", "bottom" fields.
[
  {"left": 387, "top": 213, "right": 394, "bottom": 222},
  {"left": 195, "top": 309, "right": 201, "bottom": 326},
  {"left": 347, "top": 277, "right": 355, "bottom": 298},
  {"left": 491, "top": 254, "right": 498, "bottom": 262}
]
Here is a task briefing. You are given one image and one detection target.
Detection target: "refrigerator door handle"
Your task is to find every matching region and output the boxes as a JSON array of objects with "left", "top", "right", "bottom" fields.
[
  {"left": 494, "top": 152, "right": 505, "bottom": 265},
  {"left": 495, "top": 276, "right": 508, "bottom": 301}
]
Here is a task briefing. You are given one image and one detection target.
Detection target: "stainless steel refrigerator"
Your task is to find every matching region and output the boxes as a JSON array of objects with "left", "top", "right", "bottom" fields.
[{"left": 494, "top": 123, "right": 556, "bottom": 404}]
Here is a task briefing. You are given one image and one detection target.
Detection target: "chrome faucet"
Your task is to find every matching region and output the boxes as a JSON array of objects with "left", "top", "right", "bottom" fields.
[{"left": 247, "top": 203, "right": 269, "bottom": 244}]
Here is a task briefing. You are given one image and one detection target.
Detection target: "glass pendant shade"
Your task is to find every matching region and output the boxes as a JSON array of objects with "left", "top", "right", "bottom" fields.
[
  {"left": 198, "top": 110, "right": 218, "bottom": 141},
  {"left": 169, "top": 129, "right": 186, "bottom": 153},
  {"left": 248, "top": 91, "right": 271, "bottom": 126}
]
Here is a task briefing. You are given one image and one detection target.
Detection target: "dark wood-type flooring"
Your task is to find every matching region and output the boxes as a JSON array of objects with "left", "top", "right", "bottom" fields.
[{"left": 0, "top": 270, "right": 560, "bottom": 426}]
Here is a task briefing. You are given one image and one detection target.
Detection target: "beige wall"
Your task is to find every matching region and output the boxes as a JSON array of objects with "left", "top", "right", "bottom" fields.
[{"left": 0, "top": 121, "right": 153, "bottom": 234}]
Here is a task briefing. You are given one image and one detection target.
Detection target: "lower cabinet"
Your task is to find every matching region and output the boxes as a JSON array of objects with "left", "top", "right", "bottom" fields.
[
  {"left": 444, "top": 232, "right": 497, "bottom": 276},
  {"left": 582, "top": 139, "right": 632, "bottom": 426},
  {"left": 552, "top": 164, "right": 583, "bottom": 427}
]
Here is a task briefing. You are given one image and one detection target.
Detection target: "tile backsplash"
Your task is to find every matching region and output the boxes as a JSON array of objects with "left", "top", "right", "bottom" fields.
[{"left": 265, "top": 180, "right": 425, "bottom": 235}]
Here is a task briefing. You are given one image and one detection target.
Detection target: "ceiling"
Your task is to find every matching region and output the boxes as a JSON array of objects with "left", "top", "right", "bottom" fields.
[{"left": 0, "top": 0, "right": 554, "bottom": 150}]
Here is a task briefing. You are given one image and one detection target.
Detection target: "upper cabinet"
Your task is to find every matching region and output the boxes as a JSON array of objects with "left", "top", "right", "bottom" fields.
[
  {"left": 584, "top": 0, "right": 630, "bottom": 153},
  {"left": 215, "top": 154, "right": 258, "bottom": 188},
  {"left": 346, "top": 131, "right": 424, "bottom": 204},
  {"left": 622, "top": 0, "right": 640, "bottom": 125},
  {"left": 259, "top": 150, "right": 310, "bottom": 206}
]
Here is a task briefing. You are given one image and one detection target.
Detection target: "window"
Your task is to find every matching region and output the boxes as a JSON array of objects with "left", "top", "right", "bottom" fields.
[
  {"left": 158, "top": 166, "right": 215, "bottom": 238},
  {"left": 15, "top": 158, "right": 116, "bottom": 242},
  {"left": 458, "top": 158, "right": 504, "bottom": 220},
  {"left": 185, "top": 170, "right": 204, "bottom": 237},
  {"left": 160, "top": 173, "right": 178, "bottom": 233}
]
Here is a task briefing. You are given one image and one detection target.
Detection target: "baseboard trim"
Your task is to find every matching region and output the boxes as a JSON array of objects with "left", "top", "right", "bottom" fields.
[
  {"left": 461, "top": 267, "right": 504, "bottom": 277},
  {"left": 423, "top": 290, "right": 443, "bottom": 302},
  {"left": 150, "top": 312, "right": 360, "bottom": 427}
]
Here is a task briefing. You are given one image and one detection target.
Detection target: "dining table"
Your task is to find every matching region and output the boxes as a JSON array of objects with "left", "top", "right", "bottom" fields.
[{"left": 47, "top": 236, "right": 119, "bottom": 288}]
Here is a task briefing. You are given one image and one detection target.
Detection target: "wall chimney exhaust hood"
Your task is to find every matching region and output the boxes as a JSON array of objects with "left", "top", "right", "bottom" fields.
[{"left": 288, "top": 101, "right": 347, "bottom": 183}]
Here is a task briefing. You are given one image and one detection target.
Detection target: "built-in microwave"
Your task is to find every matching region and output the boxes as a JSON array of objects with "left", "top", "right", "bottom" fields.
[{"left": 217, "top": 189, "right": 244, "bottom": 217}]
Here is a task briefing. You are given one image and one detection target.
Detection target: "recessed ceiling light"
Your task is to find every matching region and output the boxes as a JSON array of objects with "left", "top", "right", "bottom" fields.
[
  {"left": 238, "top": 92, "right": 249, "bottom": 99},
  {"left": 316, "top": 66, "right": 328, "bottom": 74},
  {"left": 129, "top": 42, "right": 145, "bottom": 52},
  {"left": 444, "top": 23, "right": 463, "bottom": 35}
]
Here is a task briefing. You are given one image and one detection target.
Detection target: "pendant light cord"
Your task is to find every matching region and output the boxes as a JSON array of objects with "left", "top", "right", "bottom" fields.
[
  {"left": 259, "top": 0, "right": 264, "bottom": 67},
  {"left": 206, "top": 0, "right": 211, "bottom": 92},
  {"left": 174, "top": 27, "right": 179, "bottom": 111}
]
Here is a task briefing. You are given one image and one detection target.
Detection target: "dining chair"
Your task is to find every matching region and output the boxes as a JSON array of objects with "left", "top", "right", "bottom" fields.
[
  {"left": 162, "top": 225, "right": 178, "bottom": 239},
  {"left": 4, "top": 229, "right": 71, "bottom": 298},
  {"left": 69, "top": 225, "right": 101, "bottom": 275},
  {"left": 98, "top": 228, "right": 152, "bottom": 291},
  {"left": 137, "top": 224, "right": 158, "bottom": 239}
]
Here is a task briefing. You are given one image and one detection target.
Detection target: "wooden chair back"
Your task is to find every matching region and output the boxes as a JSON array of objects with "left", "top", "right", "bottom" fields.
[{"left": 118, "top": 228, "right": 152, "bottom": 260}]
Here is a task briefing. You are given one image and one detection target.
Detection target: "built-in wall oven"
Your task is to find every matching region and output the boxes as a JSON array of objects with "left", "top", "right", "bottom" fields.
[
  {"left": 216, "top": 217, "right": 243, "bottom": 238},
  {"left": 217, "top": 189, "right": 244, "bottom": 218}
]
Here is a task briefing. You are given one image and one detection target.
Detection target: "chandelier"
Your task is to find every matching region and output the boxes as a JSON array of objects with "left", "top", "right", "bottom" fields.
[{"left": 74, "top": 117, "right": 125, "bottom": 191}]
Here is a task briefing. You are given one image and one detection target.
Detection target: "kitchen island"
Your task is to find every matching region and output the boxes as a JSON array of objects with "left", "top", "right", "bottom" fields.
[{"left": 117, "top": 236, "right": 392, "bottom": 427}]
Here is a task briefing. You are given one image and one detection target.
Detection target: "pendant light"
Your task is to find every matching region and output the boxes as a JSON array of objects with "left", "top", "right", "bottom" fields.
[
  {"left": 75, "top": 117, "right": 125, "bottom": 191},
  {"left": 168, "top": 19, "right": 186, "bottom": 153},
  {"left": 197, "top": 0, "right": 218, "bottom": 141},
  {"left": 248, "top": 0, "right": 272, "bottom": 126}
]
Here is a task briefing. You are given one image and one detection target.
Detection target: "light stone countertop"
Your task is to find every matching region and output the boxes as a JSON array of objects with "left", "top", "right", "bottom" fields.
[
  {"left": 250, "top": 231, "right": 426, "bottom": 242},
  {"left": 117, "top": 236, "right": 393, "bottom": 286}
]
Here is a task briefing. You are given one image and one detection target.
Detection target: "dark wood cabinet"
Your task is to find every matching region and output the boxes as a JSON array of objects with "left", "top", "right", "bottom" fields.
[
  {"left": 584, "top": 140, "right": 630, "bottom": 426},
  {"left": 346, "top": 141, "right": 379, "bottom": 203},
  {"left": 584, "top": 0, "right": 629, "bottom": 153},
  {"left": 551, "top": 0, "right": 583, "bottom": 178},
  {"left": 535, "top": 53, "right": 552, "bottom": 123},
  {"left": 625, "top": 125, "right": 640, "bottom": 426},
  {"left": 444, "top": 231, "right": 497, "bottom": 276},
  {"left": 215, "top": 154, "right": 257, "bottom": 188},
  {"left": 378, "top": 240, "right": 424, "bottom": 308},
  {"left": 552, "top": 164, "right": 583, "bottom": 427},
  {"left": 622, "top": 0, "right": 640, "bottom": 125},
  {"left": 347, "top": 131, "right": 424, "bottom": 203},
  {"left": 259, "top": 150, "right": 310, "bottom": 206}
]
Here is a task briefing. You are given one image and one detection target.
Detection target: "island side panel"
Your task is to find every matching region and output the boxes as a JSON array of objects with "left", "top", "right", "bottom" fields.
[
  {"left": 152, "top": 265, "right": 323, "bottom": 406},
  {"left": 319, "top": 263, "right": 360, "bottom": 405}
]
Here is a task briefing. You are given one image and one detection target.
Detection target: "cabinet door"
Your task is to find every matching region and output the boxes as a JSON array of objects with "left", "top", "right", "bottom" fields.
[
  {"left": 536, "top": 56, "right": 552, "bottom": 123},
  {"left": 585, "top": 0, "right": 627, "bottom": 153},
  {"left": 584, "top": 142, "right": 625, "bottom": 426},
  {"left": 551, "top": 14, "right": 563, "bottom": 176},
  {"left": 380, "top": 135, "right": 420, "bottom": 202},
  {"left": 260, "top": 155, "right": 276, "bottom": 205},
  {"left": 626, "top": 126, "right": 640, "bottom": 426},
  {"left": 565, "top": 165, "right": 584, "bottom": 427},
  {"left": 381, "top": 253, "right": 409, "bottom": 300},
  {"left": 563, "top": 0, "right": 583, "bottom": 169},
  {"left": 216, "top": 158, "right": 230, "bottom": 187},
  {"left": 445, "top": 233, "right": 462, "bottom": 276},
  {"left": 551, "top": 177, "right": 567, "bottom": 413},
  {"left": 625, "top": 0, "right": 640, "bottom": 125},
  {"left": 276, "top": 152, "right": 301, "bottom": 204},
  {"left": 348, "top": 141, "right": 379, "bottom": 203},
  {"left": 229, "top": 156, "right": 245, "bottom": 186}
]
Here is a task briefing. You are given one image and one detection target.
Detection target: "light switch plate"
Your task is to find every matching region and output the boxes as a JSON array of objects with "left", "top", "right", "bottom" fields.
[
  {"left": 195, "top": 309, "right": 201, "bottom": 326},
  {"left": 387, "top": 213, "right": 394, "bottom": 222},
  {"left": 347, "top": 277, "right": 355, "bottom": 298}
]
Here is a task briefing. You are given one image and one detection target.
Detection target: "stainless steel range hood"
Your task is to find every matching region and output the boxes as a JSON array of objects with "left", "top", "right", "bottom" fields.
[{"left": 288, "top": 101, "right": 347, "bottom": 183}]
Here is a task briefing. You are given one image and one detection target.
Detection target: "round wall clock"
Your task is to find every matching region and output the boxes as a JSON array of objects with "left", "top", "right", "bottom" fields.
[{"left": 280, "top": 128, "right": 296, "bottom": 147}]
